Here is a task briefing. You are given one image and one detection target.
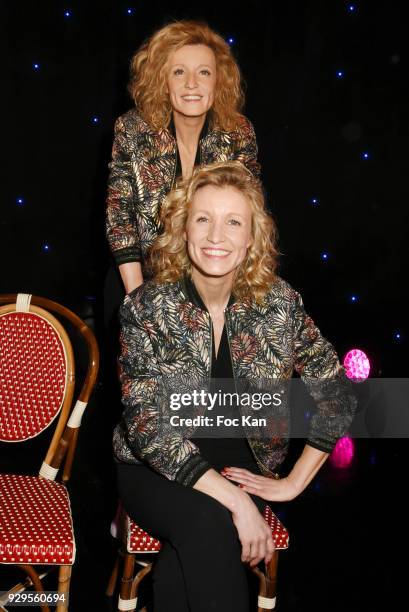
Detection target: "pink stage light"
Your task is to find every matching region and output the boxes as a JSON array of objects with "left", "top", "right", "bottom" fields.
[
  {"left": 343, "top": 348, "right": 370, "bottom": 381},
  {"left": 330, "top": 436, "right": 355, "bottom": 468}
]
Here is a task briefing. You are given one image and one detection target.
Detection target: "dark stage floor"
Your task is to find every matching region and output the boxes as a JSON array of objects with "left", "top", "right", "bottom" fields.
[{"left": 1, "top": 382, "right": 404, "bottom": 612}]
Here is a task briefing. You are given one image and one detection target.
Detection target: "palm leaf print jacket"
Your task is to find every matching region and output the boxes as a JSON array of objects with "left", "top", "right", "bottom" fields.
[
  {"left": 113, "top": 276, "right": 357, "bottom": 486},
  {"left": 106, "top": 109, "right": 260, "bottom": 269}
]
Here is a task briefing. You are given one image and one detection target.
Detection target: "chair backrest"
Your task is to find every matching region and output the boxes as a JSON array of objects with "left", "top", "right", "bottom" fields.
[
  {"left": 0, "top": 293, "right": 99, "bottom": 482},
  {"left": 0, "top": 303, "right": 74, "bottom": 443}
]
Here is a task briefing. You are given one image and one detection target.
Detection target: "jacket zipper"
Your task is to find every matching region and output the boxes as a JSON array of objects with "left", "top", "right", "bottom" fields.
[
  {"left": 171, "top": 143, "right": 178, "bottom": 190},
  {"left": 208, "top": 315, "right": 213, "bottom": 387},
  {"left": 224, "top": 308, "right": 272, "bottom": 476},
  {"left": 224, "top": 309, "right": 237, "bottom": 394}
]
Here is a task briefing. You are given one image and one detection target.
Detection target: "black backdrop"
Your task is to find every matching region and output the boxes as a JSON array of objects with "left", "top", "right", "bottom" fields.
[
  {"left": 4, "top": 0, "right": 408, "bottom": 371},
  {"left": 2, "top": 2, "right": 408, "bottom": 609}
]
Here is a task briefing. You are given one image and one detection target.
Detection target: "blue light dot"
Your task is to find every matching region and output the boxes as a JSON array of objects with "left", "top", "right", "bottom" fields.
[
  {"left": 348, "top": 4, "right": 356, "bottom": 12},
  {"left": 321, "top": 252, "right": 329, "bottom": 260},
  {"left": 64, "top": 10, "right": 71, "bottom": 18},
  {"left": 227, "top": 37, "right": 235, "bottom": 45},
  {"left": 43, "top": 244, "right": 50, "bottom": 252},
  {"left": 33, "top": 63, "right": 40, "bottom": 70},
  {"left": 394, "top": 332, "right": 401, "bottom": 340},
  {"left": 91, "top": 116, "right": 99, "bottom": 124},
  {"left": 350, "top": 295, "right": 358, "bottom": 303},
  {"left": 362, "top": 152, "right": 369, "bottom": 159},
  {"left": 16, "top": 197, "right": 24, "bottom": 205},
  {"left": 311, "top": 197, "right": 319, "bottom": 205},
  {"left": 127, "top": 7, "right": 134, "bottom": 15},
  {"left": 337, "top": 70, "right": 344, "bottom": 78}
]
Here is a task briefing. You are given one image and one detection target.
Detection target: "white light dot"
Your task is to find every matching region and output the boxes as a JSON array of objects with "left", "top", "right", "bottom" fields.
[
  {"left": 337, "top": 70, "right": 344, "bottom": 78},
  {"left": 64, "top": 10, "right": 71, "bottom": 18},
  {"left": 91, "top": 116, "right": 99, "bottom": 124},
  {"left": 33, "top": 63, "right": 40, "bottom": 70}
]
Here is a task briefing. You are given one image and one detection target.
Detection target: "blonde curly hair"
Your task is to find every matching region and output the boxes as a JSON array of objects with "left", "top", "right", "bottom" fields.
[
  {"left": 150, "top": 162, "right": 279, "bottom": 303},
  {"left": 128, "top": 20, "right": 245, "bottom": 131}
]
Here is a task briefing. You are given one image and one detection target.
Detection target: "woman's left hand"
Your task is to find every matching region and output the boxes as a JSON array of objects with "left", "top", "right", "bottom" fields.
[{"left": 221, "top": 467, "right": 300, "bottom": 502}]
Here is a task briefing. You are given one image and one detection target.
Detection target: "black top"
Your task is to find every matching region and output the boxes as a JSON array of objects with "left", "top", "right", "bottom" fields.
[{"left": 190, "top": 283, "right": 262, "bottom": 476}]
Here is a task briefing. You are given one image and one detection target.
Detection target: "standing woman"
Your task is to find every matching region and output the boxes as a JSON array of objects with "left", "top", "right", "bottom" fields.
[{"left": 105, "top": 20, "right": 260, "bottom": 299}]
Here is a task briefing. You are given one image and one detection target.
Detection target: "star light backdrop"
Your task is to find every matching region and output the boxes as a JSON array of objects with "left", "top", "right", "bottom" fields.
[
  {"left": 3, "top": 1, "right": 407, "bottom": 376},
  {"left": 2, "top": 2, "right": 408, "bottom": 609}
]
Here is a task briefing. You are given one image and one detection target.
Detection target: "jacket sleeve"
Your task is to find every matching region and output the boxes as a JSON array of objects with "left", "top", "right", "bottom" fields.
[
  {"left": 106, "top": 116, "right": 142, "bottom": 266},
  {"left": 113, "top": 294, "right": 212, "bottom": 486},
  {"left": 291, "top": 291, "right": 357, "bottom": 453},
  {"left": 231, "top": 117, "right": 261, "bottom": 179}
]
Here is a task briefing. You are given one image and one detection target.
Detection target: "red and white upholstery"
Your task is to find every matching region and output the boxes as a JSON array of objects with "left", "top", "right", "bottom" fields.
[
  {"left": 264, "top": 505, "right": 289, "bottom": 550},
  {"left": 0, "top": 474, "right": 75, "bottom": 565},
  {"left": 0, "top": 311, "right": 67, "bottom": 442},
  {"left": 126, "top": 516, "right": 161, "bottom": 554},
  {"left": 125, "top": 504, "right": 288, "bottom": 554}
]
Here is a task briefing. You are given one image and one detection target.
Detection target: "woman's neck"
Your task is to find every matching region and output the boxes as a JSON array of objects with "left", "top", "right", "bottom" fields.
[
  {"left": 191, "top": 269, "right": 233, "bottom": 314},
  {"left": 173, "top": 111, "right": 206, "bottom": 152}
]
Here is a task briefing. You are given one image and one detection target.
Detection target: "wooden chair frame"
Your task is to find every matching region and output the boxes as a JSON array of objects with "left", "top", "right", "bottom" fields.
[
  {"left": 0, "top": 294, "right": 99, "bottom": 612},
  {"left": 107, "top": 514, "right": 283, "bottom": 612}
]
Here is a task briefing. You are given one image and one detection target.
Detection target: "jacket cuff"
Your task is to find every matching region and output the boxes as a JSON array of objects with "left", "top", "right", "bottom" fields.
[
  {"left": 306, "top": 438, "right": 334, "bottom": 454},
  {"left": 175, "top": 453, "right": 212, "bottom": 487},
  {"left": 112, "top": 246, "right": 142, "bottom": 266}
]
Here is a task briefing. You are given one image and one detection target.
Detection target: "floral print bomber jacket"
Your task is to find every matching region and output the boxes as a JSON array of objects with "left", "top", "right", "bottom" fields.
[
  {"left": 105, "top": 109, "right": 260, "bottom": 268},
  {"left": 113, "top": 276, "right": 357, "bottom": 487}
]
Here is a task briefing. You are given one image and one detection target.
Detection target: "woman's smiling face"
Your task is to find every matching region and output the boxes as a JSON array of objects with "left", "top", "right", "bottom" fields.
[
  {"left": 167, "top": 44, "right": 216, "bottom": 119},
  {"left": 184, "top": 184, "right": 252, "bottom": 282}
]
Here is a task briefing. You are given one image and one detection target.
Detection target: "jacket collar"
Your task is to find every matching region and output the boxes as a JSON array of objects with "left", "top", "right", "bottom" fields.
[{"left": 180, "top": 275, "right": 236, "bottom": 312}]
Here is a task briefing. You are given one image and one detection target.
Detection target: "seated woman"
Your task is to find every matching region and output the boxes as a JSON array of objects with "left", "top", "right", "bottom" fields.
[{"left": 114, "top": 161, "right": 356, "bottom": 612}]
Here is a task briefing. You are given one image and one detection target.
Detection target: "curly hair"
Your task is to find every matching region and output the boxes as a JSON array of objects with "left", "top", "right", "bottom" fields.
[
  {"left": 150, "top": 162, "right": 279, "bottom": 303},
  {"left": 128, "top": 20, "right": 245, "bottom": 132}
]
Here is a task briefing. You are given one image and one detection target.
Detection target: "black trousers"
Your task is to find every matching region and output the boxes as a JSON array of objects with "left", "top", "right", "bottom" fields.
[{"left": 117, "top": 462, "right": 268, "bottom": 612}]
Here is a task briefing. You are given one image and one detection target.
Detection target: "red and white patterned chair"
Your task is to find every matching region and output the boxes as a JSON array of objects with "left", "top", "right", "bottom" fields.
[
  {"left": 0, "top": 293, "right": 99, "bottom": 611},
  {"left": 107, "top": 495, "right": 289, "bottom": 612}
]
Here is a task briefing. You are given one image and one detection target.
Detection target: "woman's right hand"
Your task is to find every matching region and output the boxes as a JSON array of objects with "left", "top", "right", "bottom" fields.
[{"left": 231, "top": 491, "right": 275, "bottom": 567}]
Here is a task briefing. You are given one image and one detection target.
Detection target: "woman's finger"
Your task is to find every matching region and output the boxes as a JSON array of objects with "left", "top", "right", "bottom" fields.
[
  {"left": 248, "top": 541, "right": 260, "bottom": 566},
  {"left": 226, "top": 474, "right": 265, "bottom": 489},
  {"left": 223, "top": 468, "right": 264, "bottom": 482},
  {"left": 237, "top": 484, "right": 265, "bottom": 496},
  {"left": 241, "top": 541, "right": 251, "bottom": 563}
]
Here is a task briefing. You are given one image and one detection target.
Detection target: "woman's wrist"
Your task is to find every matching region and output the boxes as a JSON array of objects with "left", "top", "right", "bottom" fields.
[
  {"left": 285, "top": 445, "right": 329, "bottom": 495},
  {"left": 194, "top": 468, "right": 249, "bottom": 512}
]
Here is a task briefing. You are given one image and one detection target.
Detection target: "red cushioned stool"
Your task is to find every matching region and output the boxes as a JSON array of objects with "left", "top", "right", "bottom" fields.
[
  {"left": 0, "top": 293, "right": 99, "bottom": 611},
  {"left": 107, "top": 498, "right": 289, "bottom": 611}
]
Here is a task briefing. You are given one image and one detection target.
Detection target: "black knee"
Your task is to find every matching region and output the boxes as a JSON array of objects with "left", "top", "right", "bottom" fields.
[{"left": 175, "top": 492, "right": 238, "bottom": 551}]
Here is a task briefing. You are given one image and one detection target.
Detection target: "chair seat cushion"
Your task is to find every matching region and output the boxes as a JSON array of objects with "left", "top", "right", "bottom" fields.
[
  {"left": 126, "top": 504, "right": 289, "bottom": 553},
  {"left": 127, "top": 516, "right": 162, "bottom": 553},
  {"left": 0, "top": 474, "right": 75, "bottom": 565},
  {"left": 263, "top": 505, "right": 289, "bottom": 549}
]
